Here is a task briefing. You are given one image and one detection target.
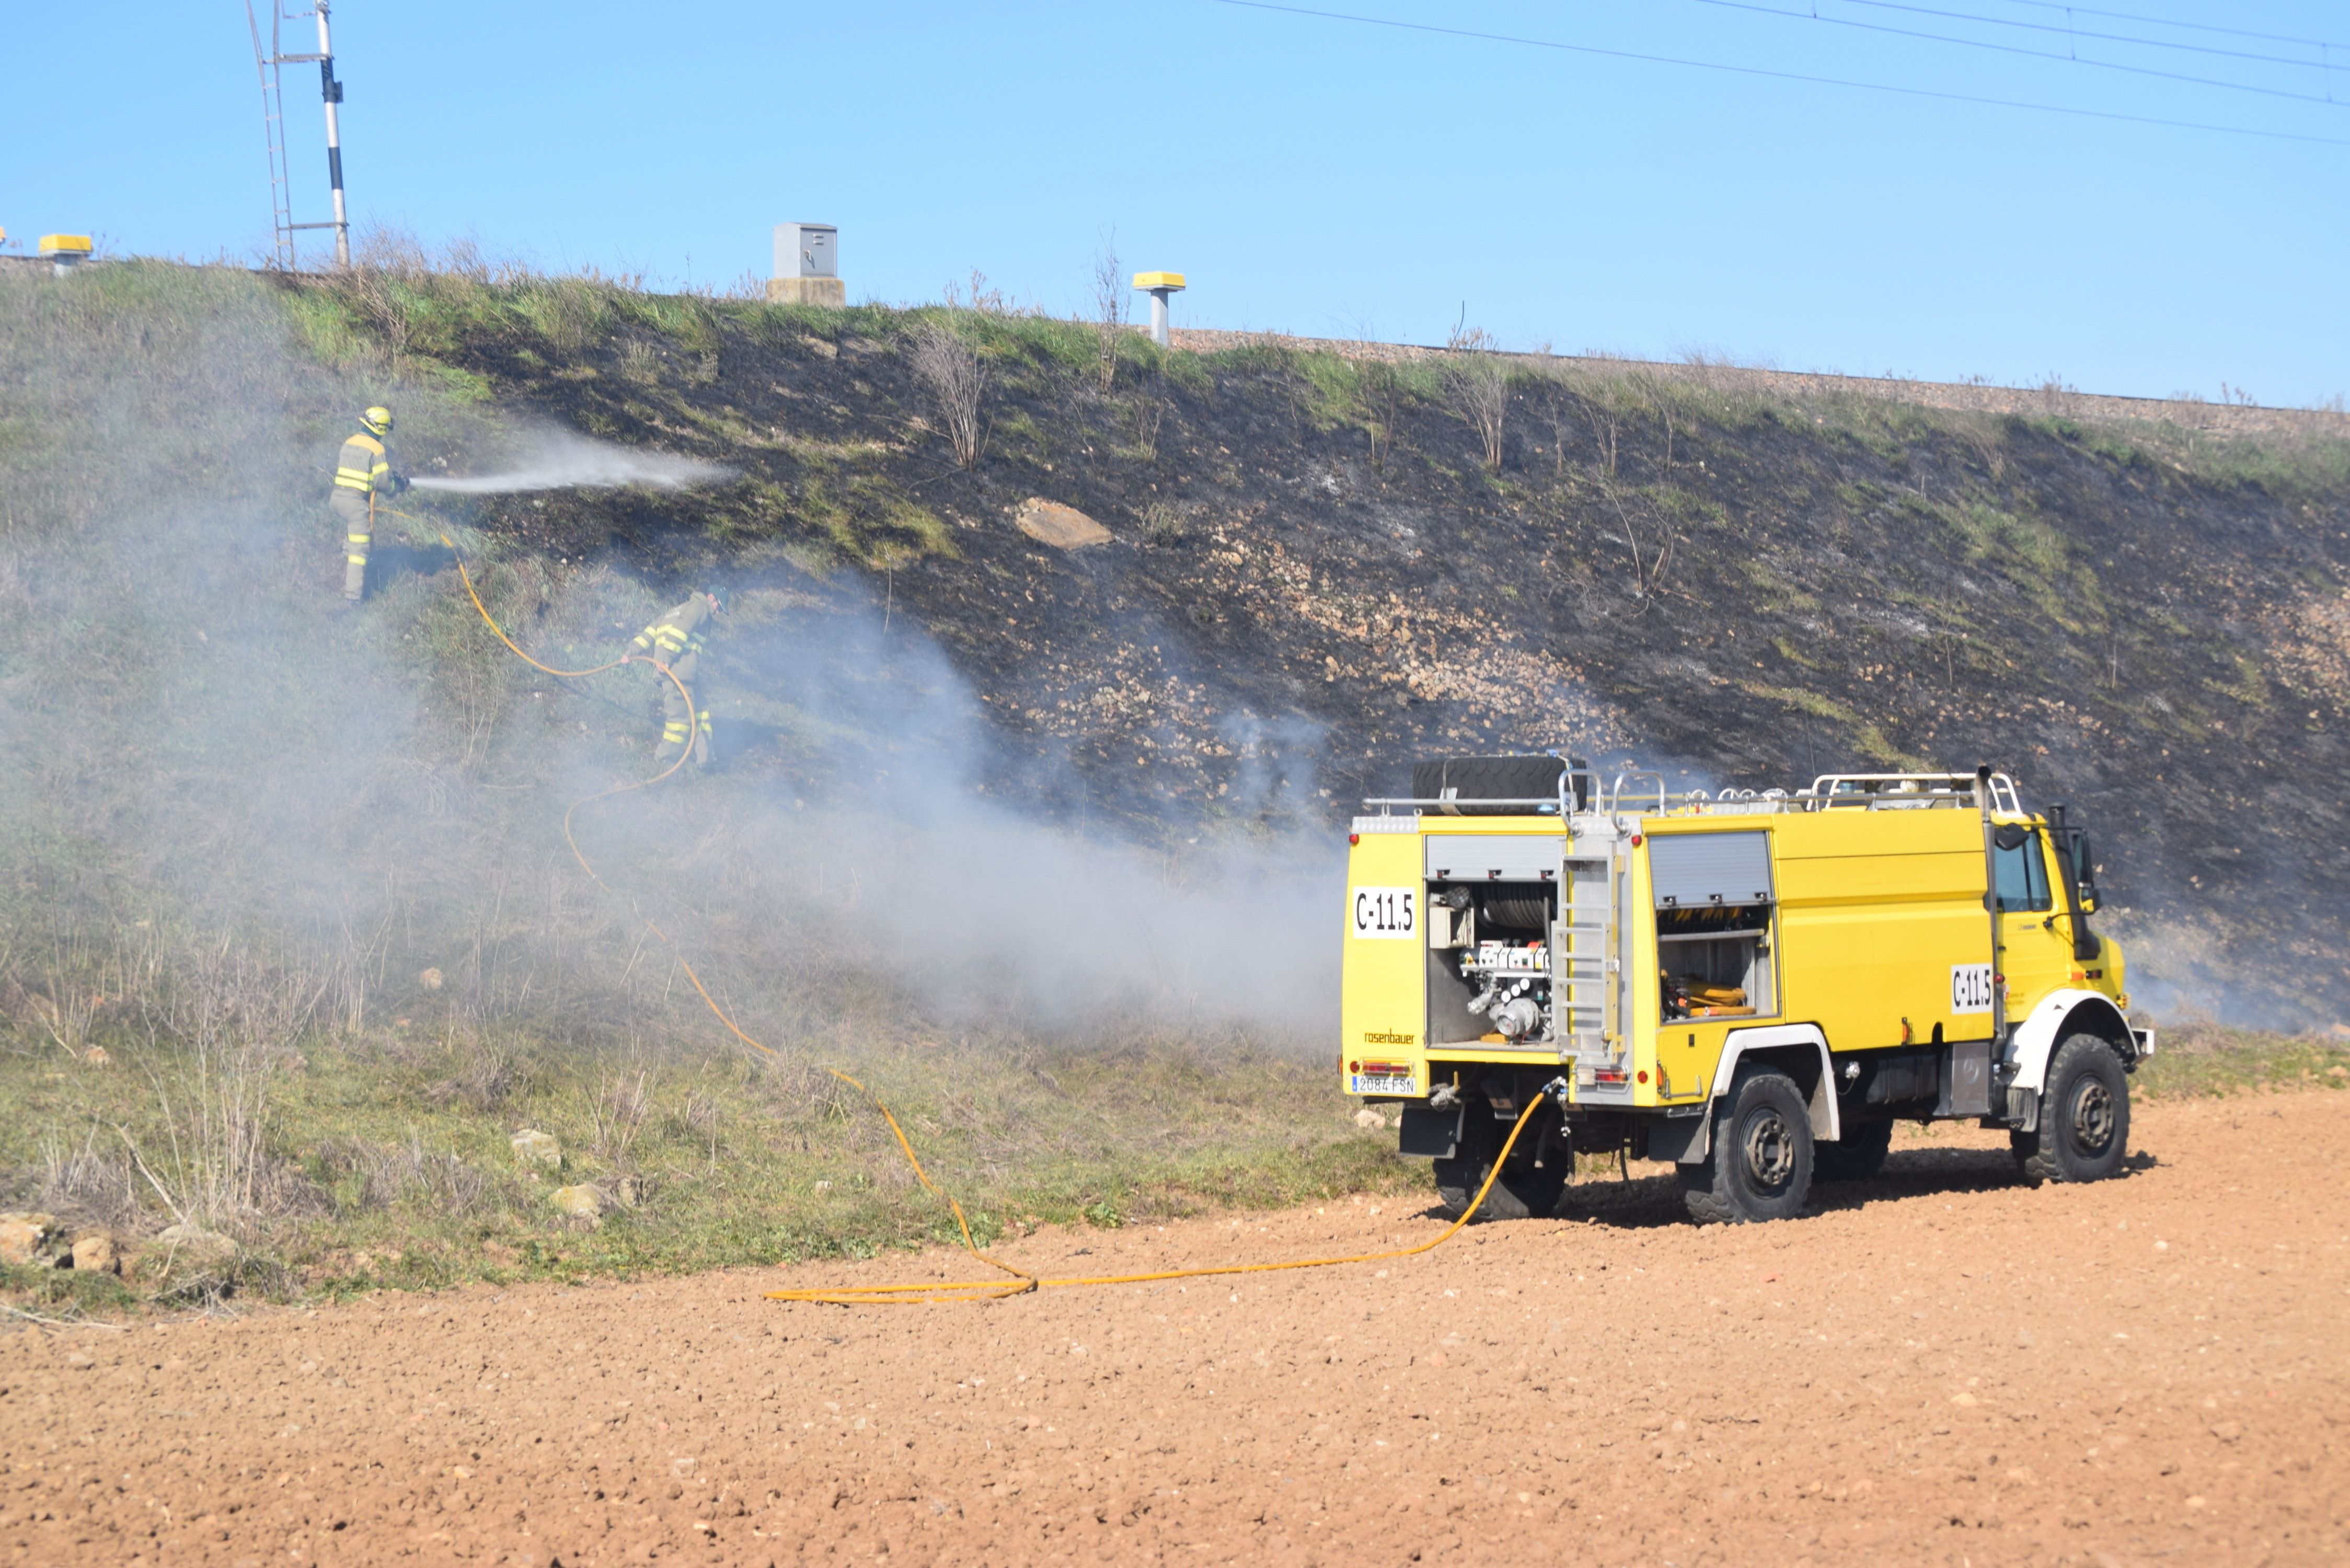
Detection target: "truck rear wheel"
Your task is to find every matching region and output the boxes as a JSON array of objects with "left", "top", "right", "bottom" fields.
[
  {"left": 1679, "top": 1069, "right": 1813, "bottom": 1224},
  {"left": 2012, "top": 1033, "right": 2130, "bottom": 1186},
  {"left": 1433, "top": 1102, "right": 1566, "bottom": 1221},
  {"left": 1814, "top": 1117, "right": 1892, "bottom": 1182}
]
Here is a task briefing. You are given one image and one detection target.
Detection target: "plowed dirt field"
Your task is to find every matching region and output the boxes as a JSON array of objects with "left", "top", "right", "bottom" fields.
[{"left": 5, "top": 1090, "right": 2344, "bottom": 1566}]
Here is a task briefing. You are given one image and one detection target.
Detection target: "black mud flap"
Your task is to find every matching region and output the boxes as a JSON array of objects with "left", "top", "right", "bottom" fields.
[
  {"left": 1398, "top": 1104, "right": 1462, "bottom": 1159},
  {"left": 1643, "top": 1106, "right": 1711, "bottom": 1165}
]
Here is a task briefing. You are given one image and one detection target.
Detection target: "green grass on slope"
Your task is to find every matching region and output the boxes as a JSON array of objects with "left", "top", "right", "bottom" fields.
[
  {"left": 0, "top": 1025, "right": 1412, "bottom": 1309},
  {"left": 2134, "top": 1021, "right": 2350, "bottom": 1100}
]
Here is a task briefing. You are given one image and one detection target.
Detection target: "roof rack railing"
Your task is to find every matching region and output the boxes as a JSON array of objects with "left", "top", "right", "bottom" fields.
[
  {"left": 1360, "top": 796, "right": 1565, "bottom": 815},
  {"left": 1809, "top": 771, "right": 2020, "bottom": 814},
  {"left": 1605, "top": 770, "right": 1653, "bottom": 815},
  {"left": 1358, "top": 768, "right": 2025, "bottom": 821}
]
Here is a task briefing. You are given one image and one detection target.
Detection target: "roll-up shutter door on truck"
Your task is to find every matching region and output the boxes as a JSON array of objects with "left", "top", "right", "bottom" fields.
[
  {"left": 1648, "top": 832, "right": 1773, "bottom": 908},
  {"left": 1424, "top": 837, "right": 1562, "bottom": 883}
]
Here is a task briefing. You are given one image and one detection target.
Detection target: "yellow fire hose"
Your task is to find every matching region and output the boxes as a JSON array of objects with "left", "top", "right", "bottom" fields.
[
  {"left": 768, "top": 1097, "right": 1545, "bottom": 1305},
  {"left": 424, "top": 516, "right": 1547, "bottom": 1305}
]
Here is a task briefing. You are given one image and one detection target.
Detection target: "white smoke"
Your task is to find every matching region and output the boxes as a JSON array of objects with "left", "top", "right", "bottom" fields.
[
  {"left": 412, "top": 426, "right": 733, "bottom": 493},
  {"left": 572, "top": 585, "right": 1346, "bottom": 1045}
]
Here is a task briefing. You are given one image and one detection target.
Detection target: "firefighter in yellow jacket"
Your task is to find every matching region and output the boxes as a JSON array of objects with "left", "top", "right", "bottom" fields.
[
  {"left": 330, "top": 406, "right": 408, "bottom": 603},
  {"left": 625, "top": 590, "right": 723, "bottom": 767}
]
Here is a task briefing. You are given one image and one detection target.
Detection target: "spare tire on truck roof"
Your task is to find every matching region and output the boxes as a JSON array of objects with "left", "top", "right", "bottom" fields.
[{"left": 1412, "top": 754, "right": 1589, "bottom": 815}]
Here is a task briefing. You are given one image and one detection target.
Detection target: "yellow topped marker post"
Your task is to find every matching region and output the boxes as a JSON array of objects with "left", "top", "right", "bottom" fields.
[
  {"left": 39, "top": 235, "right": 93, "bottom": 279},
  {"left": 1133, "top": 270, "right": 1185, "bottom": 348}
]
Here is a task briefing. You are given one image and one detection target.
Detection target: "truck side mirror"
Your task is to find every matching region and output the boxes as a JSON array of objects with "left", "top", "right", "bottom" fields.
[
  {"left": 1991, "top": 824, "right": 2029, "bottom": 851},
  {"left": 2070, "top": 830, "right": 2099, "bottom": 912}
]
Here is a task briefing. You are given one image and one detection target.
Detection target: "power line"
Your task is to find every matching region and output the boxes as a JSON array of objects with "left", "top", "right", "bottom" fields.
[
  {"left": 1697, "top": 0, "right": 2348, "bottom": 109},
  {"left": 1204, "top": 0, "right": 2350, "bottom": 146},
  {"left": 1829, "top": 0, "right": 2344, "bottom": 72},
  {"left": 1996, "top": 0, "right": 2350, "bottom": 53}
]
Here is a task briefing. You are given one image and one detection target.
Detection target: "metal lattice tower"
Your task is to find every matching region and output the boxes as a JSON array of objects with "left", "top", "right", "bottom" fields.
[{"left": 244, "top": 1, "right": 351, "bottom": 269}]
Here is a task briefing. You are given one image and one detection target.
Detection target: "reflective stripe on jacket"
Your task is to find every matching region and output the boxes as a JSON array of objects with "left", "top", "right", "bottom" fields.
[
  {"left": 334, "top": 430, "right": 392, "bottom": 493},
  {"left": 630, "top": 596, "right": 712, "bottom": 663}
]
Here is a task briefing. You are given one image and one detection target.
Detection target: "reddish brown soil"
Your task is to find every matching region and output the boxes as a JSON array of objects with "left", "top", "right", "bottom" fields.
[{"left": 4, "top": 1091, "right": 2344, "bottom": 1566}]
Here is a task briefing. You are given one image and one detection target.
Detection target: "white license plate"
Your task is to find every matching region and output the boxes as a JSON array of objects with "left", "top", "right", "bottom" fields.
[{"left": 1351, "top": 1073, "right": 1415, "bottom": 1096}]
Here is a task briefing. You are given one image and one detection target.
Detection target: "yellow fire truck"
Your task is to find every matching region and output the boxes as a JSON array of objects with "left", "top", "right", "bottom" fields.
[{"left": 1341, "top": 755, "right": 2152, "bottom": 1224}]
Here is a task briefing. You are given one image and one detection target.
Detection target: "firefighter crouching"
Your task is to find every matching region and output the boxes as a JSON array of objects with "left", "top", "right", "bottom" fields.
[
  {"left": 626, "top": 590, "right": 723, "bottom": 767},
  {"left": 330, "top": 406, "right": 408, "bottom": 604}
]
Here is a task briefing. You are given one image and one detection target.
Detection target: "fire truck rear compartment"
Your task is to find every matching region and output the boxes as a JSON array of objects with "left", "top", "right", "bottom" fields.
[{"left": 1426, "top": 880, "right": 1557, "bottom": 1045}]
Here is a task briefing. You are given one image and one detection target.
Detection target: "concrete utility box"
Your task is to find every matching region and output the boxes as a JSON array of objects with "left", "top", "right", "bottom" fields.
[
  {"left": 769, "top": 223, "right": 845, "bottom": 306},
  {"left": 777, "top": 223, "right": 836, "bottom": 278}
]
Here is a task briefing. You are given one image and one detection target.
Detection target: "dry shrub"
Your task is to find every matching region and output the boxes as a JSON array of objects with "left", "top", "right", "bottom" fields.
[
  {"left": 756, "top": 1054, "right": 852, "bottom": 1124},
  {"left": 351, "top": 223, "right": 432, "bottom": 281},
  {"left": 673, "top": 1088, "right": 720, "bottom": 1137},
  {"left": 619, "top": 337, "right": 662, "bottom": 384},
  {"left": 908, "top": 322, "right": 986, "bottom": 468},
  {"left": 666, "top": 1087, "right": 724, "bottom": 1168},
  {"left": 313, "top": 1133, "right": 489, "bottom": 1215},
  {"left": 340, "top": 223, "right": 434, "bottom": 362},
  {"left": 421, "top": 1034, "right": 523, "bottom": 1113},
  {"left": 4, "top": 973, "right": 99, "bottom": 1058},
  {"left": 19, "top": 1125, "right": 143, "bottom": 1236},
  {"left": 119, "top": 947, "right": 331, "bottom": 1240},
  {"left": 1443, "top": 326, "right": 1508, "bottom": 471},
  {"left": 1091, "top": 239, "right": 1127, "bottom": 393},
  {"left": 530, "top": 274, "right": 610, "bottom": 352},
  {"left": 1138, "top": 500, "right": 1190, "bottom": 546},
  {"left": 1, "top": 927, "right": 171, "bottom": 1058},
  {"left": 1358, "top": 356, "right": 1403, "bottom": 471},
  {"left": 588, "top": 1066, "right": 655, "bottom": 1168},
  {"left": 1130, "top": 395, "right": 1165, "bottom": 463},
  {"left": 942, "top": 269, "right": 1021, "bottom": 317}
]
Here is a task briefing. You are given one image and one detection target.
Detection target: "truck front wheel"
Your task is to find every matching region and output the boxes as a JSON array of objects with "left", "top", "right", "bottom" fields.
[
  {"left": 2012, "top": 1033, "right": 2130, "bottom": 1186},
  {"left": 1433, "top": 1101, "right": 1567, "bottom": 1221},
  {"left": 1679, "top": 1069, "right": 1813, "bottom": 1224}
]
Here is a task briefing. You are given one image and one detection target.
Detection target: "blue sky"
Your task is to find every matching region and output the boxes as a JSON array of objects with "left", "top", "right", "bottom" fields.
[{"left": 5, "top": 2, "right": 2344, "bottom": 403}]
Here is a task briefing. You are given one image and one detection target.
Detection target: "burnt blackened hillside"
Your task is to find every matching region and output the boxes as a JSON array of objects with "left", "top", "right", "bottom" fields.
[{"left": 291, "top": 274, "right": 2350, "bottom": 1025}]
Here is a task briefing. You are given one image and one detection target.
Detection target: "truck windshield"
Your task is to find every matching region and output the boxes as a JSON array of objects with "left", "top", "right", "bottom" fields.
[{"left": 1993, "top": 829, "right": 2053, "bottom": 913}]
